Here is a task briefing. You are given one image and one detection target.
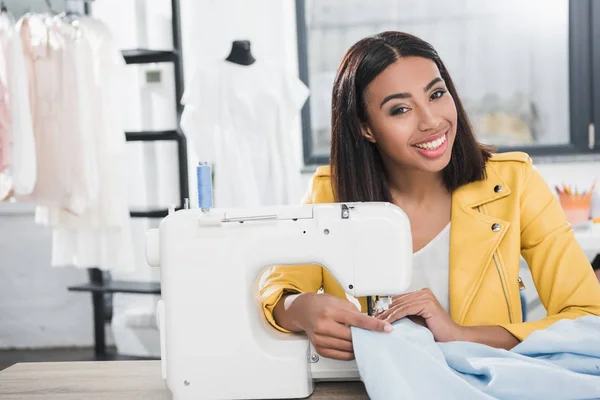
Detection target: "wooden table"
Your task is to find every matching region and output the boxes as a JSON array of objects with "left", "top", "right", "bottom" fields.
[{"left": 0, "top": 360, "right": 368, "bottom": 399}]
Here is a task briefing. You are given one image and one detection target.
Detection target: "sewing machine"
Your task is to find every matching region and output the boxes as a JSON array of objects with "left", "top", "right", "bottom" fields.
[{"left": 146, "top": 202, "right": 413, "bottom": 399}]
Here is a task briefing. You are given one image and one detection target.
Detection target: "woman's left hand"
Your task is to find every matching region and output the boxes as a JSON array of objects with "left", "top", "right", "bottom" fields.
[{"left": 374, "top": 288, "right": 465, "bottom": 343}]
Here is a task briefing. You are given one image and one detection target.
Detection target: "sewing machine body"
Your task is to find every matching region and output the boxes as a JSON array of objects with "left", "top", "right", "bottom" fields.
[{"left": 147, "top": 202, "right": 413, "bottom": 399}]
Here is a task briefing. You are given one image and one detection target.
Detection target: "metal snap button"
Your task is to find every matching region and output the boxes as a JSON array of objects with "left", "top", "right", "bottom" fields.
[
  {"left": 494, "top": 185, "right": 503, "bottom": 193},
  {"left": 491, "top": 223, "right": 501, "bottom": 232}
]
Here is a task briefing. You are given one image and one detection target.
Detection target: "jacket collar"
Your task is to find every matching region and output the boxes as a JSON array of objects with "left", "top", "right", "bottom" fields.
[
  {"left": 456, "top": 164, "right": 512, "bottom": 208},
  {"left": 449, "top": 163, "right": 512, "bottom": 324}
]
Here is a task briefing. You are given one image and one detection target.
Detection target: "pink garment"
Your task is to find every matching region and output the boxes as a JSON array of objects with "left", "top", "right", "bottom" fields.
[
  {"left": 0, "top": 22, "right": 12, "bottom": 201},
  {"left": 0, "top": 72, "right": 9, "bottom": 172},
  {"left": 19, "top": 16, "right": 74, "bottom": 210}
]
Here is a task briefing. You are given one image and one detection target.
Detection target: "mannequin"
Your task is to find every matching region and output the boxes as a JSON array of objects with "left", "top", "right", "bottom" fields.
[{"left": 225, "top": 40, "right": 256, "bottom": 66}]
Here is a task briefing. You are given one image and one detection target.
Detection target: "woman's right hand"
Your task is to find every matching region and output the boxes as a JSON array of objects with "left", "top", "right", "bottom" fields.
[{"left": 275, "top": 292, "right": 393, "bottom": 360}]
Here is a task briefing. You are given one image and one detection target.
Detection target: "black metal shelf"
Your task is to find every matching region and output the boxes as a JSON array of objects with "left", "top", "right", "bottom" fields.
[
  {"left": 125, "top": 130, "right": 180, "bottom": 142},
  {"left": 122, "top": 49, "right": 178, "bottom": 64},
  {"left": 68, "top": 281, "right": 161, "bottom": 295},
  {"left": 129, "top": 209, "right": 171, "bottom": 219}
]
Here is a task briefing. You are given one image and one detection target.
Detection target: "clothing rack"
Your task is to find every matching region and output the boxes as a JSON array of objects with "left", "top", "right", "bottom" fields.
[{"left": 67, "top": 0, "right": 188, "bottom": 359}]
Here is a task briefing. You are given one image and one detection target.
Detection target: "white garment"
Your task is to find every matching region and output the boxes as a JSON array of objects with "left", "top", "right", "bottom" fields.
[
  {"left": 0, "top": 10, "right": 36, "bottom": 199},
  {"left": 408, "top": 223, "right": 451, "bottom": 313},
  {"left": 44, "top": 17, "right": 133, "bottom": 271},
  {"left": 0, "top": 21, "right": 10, "bottom": 200},
  {"left": 6, "top": 20, "right": 36, "bottom": 196},
  {"left": 15, "top": 14, "right": 134, "bottom": 271},
  {"left": 181, "top": 60, "right": 309, "bottom": 208}
]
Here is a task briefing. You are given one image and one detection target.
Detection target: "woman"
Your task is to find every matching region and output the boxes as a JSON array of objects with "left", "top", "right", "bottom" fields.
[{"left": 260, "top": 31, "right": 600, "bottom": 361}]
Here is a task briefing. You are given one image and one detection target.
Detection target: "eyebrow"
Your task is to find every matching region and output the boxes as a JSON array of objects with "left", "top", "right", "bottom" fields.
[{"left": 379, "top": 77, "right": 444, "bottom": 108}]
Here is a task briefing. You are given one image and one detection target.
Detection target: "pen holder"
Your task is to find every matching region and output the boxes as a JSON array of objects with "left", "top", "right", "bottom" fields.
[{"left": 558, "top": 192, "right": 592, "bottom": 225}]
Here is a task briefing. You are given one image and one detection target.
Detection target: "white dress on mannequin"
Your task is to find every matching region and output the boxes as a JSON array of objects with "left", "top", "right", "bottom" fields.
[{"left": 181, "top": 59, "right": 309, "bottom": 208}]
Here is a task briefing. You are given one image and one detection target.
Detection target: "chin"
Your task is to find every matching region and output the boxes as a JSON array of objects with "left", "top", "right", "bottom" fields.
[
  {"left": 420, "top": 154, "right": 452, "bottom": 173},
  {"left": 414, "top": 139, "right": 454, "bottom": 172}
]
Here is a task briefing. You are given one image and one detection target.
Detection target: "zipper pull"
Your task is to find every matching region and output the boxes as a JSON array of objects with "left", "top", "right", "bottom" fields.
[{"left": 518, "top": 277, "right": 526, "bottom": 291}]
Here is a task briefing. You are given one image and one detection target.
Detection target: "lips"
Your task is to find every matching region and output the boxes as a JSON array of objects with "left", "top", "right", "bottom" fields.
[
  {"left": 414, "top": 134, "right": 446, "bottom": 150},
  {"left": 412, "top": 129, "right": 448, "bottom": 150}
]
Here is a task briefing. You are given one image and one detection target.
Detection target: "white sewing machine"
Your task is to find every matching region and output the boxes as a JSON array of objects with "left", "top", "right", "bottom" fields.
[{"left": 146, "top": 202, "right": 413, "bottom": 399}]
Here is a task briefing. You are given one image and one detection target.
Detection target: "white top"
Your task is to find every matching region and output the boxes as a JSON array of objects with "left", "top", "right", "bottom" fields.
[
  {"left": 181, "top": 59, "right": 309, "bottom": 208},
  {"left": 407, "top": 223, "right": 451, "bottom": 313}
]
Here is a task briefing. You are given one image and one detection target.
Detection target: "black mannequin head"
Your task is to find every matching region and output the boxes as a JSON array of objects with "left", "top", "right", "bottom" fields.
[{"left": 225, "top": 40, "right": 256, "bottom": 66}]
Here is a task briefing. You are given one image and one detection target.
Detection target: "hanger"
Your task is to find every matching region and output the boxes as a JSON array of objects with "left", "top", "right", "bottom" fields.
[
  {"left": 0, "top": 1, "right": 12, "bottom": 29},
  {"left": 63, "top": 0, "right": 85, "bottom": 23},
  {"left": 45, "top": 0, "right": 57, "bottom": 15}
]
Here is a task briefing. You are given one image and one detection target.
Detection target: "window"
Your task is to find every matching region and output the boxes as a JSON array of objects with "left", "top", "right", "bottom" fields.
[{"left": 296, "top": 0, "right": 598, "bottom": 166}]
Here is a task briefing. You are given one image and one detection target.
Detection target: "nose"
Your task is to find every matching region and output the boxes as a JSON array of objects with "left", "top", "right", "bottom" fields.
[{"left": 417, "top": 104, "right": 442, "bottom": 132}]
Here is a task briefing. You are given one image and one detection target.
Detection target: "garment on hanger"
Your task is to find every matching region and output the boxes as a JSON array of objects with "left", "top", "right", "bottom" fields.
[
  {"left": 2, "top": 12, "right": 134, "bottom": 272},
  {"left": 0, "top": 47, "right": 9, "bottom": 183},
  {"left": 17, "top": 14, "right": 98, "bottom": 213},
  {"left": 181, "top": 59, "right": 309, "bottom": 208},
  {"left": 0, "top": 9, "right": 11, "bottom": 200},
  {"left": 0, "top": 8, "right": 36, "bottom": 200},
  {"left": 34, "top": 16, "right": 134, "bottom": 271}
]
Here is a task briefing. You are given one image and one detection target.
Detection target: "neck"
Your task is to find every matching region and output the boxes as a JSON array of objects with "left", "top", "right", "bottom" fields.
[
  {"left": 225, "top": 41, "right": 256, "bottom": 66},
  {"left": 385, "top": 164, "right": 447, "bottom": 205},
  {"left": 226, "top": 50, "right": 255, "bottom": 66}
]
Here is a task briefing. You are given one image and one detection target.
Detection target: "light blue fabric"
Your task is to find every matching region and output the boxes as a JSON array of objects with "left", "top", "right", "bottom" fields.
[{"left": 351, "top": 316, "right": 600, "bottom": 400}]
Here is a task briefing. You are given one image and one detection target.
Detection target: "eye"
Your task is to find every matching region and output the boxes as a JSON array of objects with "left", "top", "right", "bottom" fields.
[
  {"left": 430, "top": 89, "right": 447, "bottom": 101},
  {"left": 391, "top": 107, "right": 410, "bottom": 116}
]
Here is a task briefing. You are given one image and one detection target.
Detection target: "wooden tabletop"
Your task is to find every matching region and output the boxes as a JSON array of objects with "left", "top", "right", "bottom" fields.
[{"left": 0, "top": 360, "right": 368, "bottom": 399}]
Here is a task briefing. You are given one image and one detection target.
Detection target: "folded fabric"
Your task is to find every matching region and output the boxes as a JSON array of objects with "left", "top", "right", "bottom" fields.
[{"left": 351, "top": 316, "right": 600, "bottom": 400}]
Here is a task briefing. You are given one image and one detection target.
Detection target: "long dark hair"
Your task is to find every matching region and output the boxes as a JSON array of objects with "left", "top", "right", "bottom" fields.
[{"left": 330, "top": 31, "right": 492, "bottom": 202}]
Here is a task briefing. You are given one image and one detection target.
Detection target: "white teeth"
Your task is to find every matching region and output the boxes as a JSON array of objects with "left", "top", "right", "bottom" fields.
[{"left": 415, "top": 134, "right": 446, "bottom": 150}]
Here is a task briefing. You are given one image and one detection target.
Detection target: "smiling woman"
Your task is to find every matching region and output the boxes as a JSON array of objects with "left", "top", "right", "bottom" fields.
[
  {"left": 330, "top": 33, "right": 492, "bottom": 203},
  {"left": 261, "top": 31, "right": 600, "bottom": 362}
]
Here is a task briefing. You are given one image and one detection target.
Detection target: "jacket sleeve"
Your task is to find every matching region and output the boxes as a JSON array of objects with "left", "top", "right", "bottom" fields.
[
  {"left": 501, "top": 159, "right": 600, "bottom": 340},
  {"left": 259, "top": 176, "right": 328, "bottom": 333}
]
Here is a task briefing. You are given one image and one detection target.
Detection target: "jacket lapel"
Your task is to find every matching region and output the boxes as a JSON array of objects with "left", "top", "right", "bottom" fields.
[{"left": 449, "top": 165, "right": 511, "bottom": 324}]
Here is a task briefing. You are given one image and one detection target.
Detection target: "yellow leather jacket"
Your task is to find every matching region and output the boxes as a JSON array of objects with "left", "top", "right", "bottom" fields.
[{"left": 260, "top": 152, "right": 600, "bottom": 340}]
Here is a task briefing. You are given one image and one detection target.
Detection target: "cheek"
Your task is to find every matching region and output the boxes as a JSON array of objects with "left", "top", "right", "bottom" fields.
[
  {"left": 439, "top": 95, "right": 458, "bottom": 132},
  {"left": 370, "top": 114, "right": 416, "bottom": 151}
]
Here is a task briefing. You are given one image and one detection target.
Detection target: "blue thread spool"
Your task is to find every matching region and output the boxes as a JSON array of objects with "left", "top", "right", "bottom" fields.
[{"left": 197, "top": 162, "right": 213, "bottom": 210}]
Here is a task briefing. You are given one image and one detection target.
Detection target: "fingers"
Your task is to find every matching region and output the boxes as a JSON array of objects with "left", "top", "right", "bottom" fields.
[
  {"left": 342, "top": 310, "right": 392, "bottom": 332},
  {"left": 315, "top": 347, "right": 355, "bottom": 361},
  {"left": 312, "top": 334, "right": 354, "bottom": 353},
  {"left": 313, "top": 318, "right": 353, "bottom": 342},
  {"left": 391, "top": 288, "right": 431, "bottom": 305},
  {"left": 378, "top": 289, "right": 434, "bottom": 320},
  {"left": 382, "top": 300, "right": 430, "bottom": 324}
]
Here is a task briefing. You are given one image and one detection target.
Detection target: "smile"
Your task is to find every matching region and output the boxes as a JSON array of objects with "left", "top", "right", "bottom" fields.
[{"left": 413, "top": 132, "right": 447, "bottom": 150}]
